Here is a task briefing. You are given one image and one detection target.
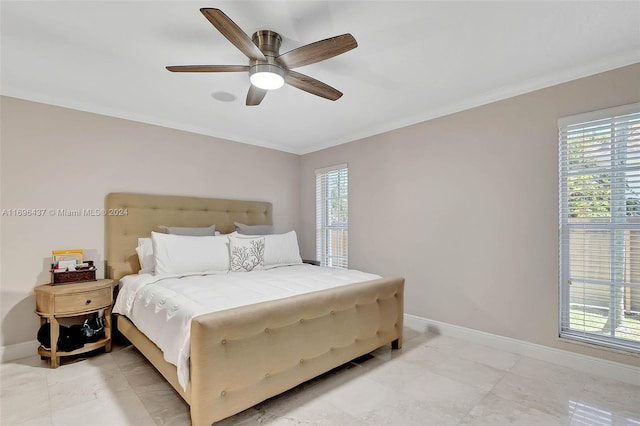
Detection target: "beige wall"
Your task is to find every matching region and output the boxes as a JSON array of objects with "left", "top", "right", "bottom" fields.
[
  {"left": 0, "top": 97, "right": 300, "bottom": 348},
  {"left": 299, "top": 63, "right": 640, "bottom": 367}
]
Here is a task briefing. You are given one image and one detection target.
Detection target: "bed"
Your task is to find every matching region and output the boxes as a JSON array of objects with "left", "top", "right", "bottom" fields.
[{"left": 106, "top": 192, "right": 404, "bottom": 425}]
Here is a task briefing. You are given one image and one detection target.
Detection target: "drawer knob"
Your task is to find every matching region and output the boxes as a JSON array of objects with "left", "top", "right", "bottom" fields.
[{"left": 86, "top": 299, "right": 92, "bottom": 304}]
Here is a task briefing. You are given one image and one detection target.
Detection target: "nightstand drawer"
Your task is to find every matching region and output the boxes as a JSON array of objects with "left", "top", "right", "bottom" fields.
[{"left": 54, "top": 288, "right": 111, "bottom": 313}]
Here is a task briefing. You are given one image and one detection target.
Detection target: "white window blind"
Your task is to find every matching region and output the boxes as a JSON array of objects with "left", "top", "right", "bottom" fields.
[
  {"left": 316, "top": 164, "right": 348, "bottom": 269},
  {"left": 559, "top": 103, "right": 640, "bottom": 352}
]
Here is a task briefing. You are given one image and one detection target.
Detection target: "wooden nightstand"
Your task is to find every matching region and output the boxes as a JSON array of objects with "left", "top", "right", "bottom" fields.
[{"left": 35, "top": 279, "right": 116, "bottom": 367}]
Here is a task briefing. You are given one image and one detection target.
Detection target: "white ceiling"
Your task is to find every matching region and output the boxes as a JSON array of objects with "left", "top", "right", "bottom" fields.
[{"left": 2, "top": 1, "right": 639, "bottom": 154}]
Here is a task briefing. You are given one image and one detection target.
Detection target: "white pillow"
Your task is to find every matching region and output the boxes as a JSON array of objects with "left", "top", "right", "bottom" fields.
[
  {"left": 151, "top": 231, "right": 229, "bottom": 275},
  {"left": 229, "top": 235, "right": 265, "bottom": 272},
  {"left": 263, "top": 231, "right": 302, "bottom": 269},
  {"left": 136, "top": 238, "right": 155, "bottom": 274},
  {"left": 229, "top": 231, "right": 302, "bottom": 269}
]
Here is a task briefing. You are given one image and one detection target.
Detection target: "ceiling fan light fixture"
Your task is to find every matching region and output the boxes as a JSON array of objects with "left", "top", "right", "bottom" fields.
[{"left": 249, "top": 63, "right": 285, "bottom": 90}]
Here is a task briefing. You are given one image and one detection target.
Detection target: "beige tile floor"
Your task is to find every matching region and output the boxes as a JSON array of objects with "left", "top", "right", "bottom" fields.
[{"left": 1, "top": 328, "right": 639, "bottom": 425}]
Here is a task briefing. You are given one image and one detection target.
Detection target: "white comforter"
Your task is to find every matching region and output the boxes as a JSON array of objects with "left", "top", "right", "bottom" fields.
[{"left": 113, "top": 264, "right": 380, "bottom": 391}]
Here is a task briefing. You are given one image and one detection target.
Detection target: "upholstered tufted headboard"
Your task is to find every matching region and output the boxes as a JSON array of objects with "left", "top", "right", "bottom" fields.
[{"left": 105, "top": 193, "right": 272, "bottom": 280}]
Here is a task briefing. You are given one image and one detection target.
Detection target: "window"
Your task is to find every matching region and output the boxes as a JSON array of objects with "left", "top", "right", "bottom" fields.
[
  {"left": 316, "top": 164, "right": 348, "bottom": 268},
  {"left": 559, "top": 103, "right": 640, "bottom": 352}
]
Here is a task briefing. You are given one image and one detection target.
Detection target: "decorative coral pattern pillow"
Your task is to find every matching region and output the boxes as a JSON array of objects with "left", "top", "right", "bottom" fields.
[{"left": 229, "top": 236, "right": 265, "bottom": 272}]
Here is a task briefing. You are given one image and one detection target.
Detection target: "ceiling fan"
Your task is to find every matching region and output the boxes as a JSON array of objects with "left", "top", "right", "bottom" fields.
[{"left": 166, "top": 8, "right": 358, "bottom": 106}]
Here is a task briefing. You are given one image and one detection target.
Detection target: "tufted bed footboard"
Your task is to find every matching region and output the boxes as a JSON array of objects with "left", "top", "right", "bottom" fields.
[{"left": 189, "top": 276, "right": 404, "bottom": 425}]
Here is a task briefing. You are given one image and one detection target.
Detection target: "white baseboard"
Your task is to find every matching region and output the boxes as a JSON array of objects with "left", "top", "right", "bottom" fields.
[
  {"left": 404, "top": 313, "right": 640, "bottom": 386},
  {"left": 0, "top": 340, "right": 39, "bottom": 363}
]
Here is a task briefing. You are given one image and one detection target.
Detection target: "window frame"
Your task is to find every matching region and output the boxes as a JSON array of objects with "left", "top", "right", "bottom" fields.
[
  {"left": 315, "top": 163, "right": 348, "bottom": 269},
  {"left": 558, "top": 102, "right": 640, "bottom": 353}
]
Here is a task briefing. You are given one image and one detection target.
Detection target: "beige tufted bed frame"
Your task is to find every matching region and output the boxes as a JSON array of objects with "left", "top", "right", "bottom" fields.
[{"left": 106, "top": 193, "right": 404, "bottom": 425}]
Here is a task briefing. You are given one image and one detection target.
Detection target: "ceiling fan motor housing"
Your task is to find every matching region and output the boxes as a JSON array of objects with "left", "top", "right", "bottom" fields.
[{"left": 252, "top": 30, "right": 282, "bottom": 57}]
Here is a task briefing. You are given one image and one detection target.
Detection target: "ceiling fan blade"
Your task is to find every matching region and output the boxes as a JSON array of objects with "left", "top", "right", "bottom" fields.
[
  {"left": 277, "top": 34, "right": 357, "bottom": 69},
  {"left": 166, "top": 65, "right": 249, "bottom": 72},
  {"left": 285, "top": 71, "right": 343, "bottom": 101},
  {"left": 246, "top": 85, "right": 268, "bottom": 106},
  {"left": 200, "top": 8, "right": 266, "bottom": 62}
]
